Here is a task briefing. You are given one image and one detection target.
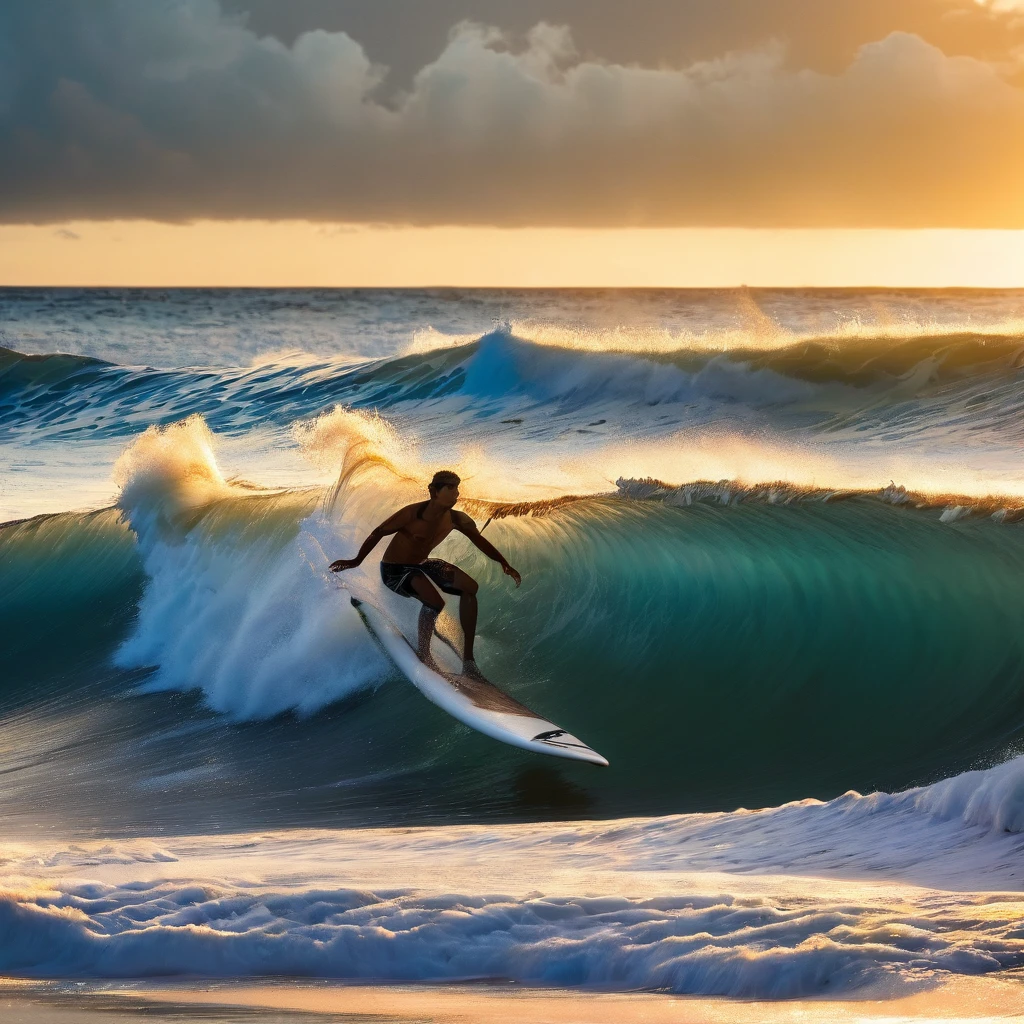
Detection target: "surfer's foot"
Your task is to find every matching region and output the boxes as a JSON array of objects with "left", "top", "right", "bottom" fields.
[{"left": 461, "top": 658, "right": 486, "bottom": 682}]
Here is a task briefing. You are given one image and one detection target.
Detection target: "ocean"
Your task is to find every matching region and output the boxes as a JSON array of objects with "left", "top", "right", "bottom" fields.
[{"left": 2, "top": 286, "right": 1024, "bottom": 1005}]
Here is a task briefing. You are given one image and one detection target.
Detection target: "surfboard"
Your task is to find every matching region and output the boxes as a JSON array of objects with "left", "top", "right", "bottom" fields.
[{"left": 350, "top": 595, "right": 608, "bottom": 766}]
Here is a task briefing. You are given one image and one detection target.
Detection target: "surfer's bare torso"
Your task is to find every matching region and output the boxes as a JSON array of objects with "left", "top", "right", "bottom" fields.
[{"left": 381, "top": 501, "right": 464, "bottom": 564}]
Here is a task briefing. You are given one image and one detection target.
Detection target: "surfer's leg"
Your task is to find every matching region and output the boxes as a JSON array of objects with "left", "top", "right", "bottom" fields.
[
  {"left": 408, "top": 574, "right": 444, "bottom": 663},
  {"left": 448, "top": 567, "right": 480, "bottom": 669}
]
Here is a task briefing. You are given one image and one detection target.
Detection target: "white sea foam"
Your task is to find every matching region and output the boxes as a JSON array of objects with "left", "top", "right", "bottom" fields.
[
  {"left": 2, "top": 757, "right": 1024, "bottom": 993},
  {"left": 912, "top": 754, "right": 1024, "bottom": 835},
  {"left": 113, "top": 417, "right": 391, "bottom": 719}
]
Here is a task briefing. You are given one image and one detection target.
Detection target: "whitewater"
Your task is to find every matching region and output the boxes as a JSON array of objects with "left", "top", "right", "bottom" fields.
[{"left": 2, "top": 286, "right": 1024, "bottom": 1005}]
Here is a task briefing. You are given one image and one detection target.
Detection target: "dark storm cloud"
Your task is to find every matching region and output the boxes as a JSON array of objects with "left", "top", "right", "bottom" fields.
[{"left": 2, "top": 0, "right": 1024, "bottom": 228}]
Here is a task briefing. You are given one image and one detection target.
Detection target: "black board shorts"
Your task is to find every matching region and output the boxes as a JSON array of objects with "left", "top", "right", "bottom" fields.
[{"left": 381, "top": 559, "right": 461, "bottom": 599}]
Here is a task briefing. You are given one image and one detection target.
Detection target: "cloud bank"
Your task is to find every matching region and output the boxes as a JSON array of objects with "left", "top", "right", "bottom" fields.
[
  {"left": 229, "top": 0, "right": 1024, "bottom": 83},
  {"left": 2, "top": 0, "right": 1024, "bottom": 227}
]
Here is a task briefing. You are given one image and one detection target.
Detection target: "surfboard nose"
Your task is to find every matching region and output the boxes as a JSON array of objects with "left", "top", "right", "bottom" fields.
[{"left": 532, "top": 729, "right": 609, "bottom": 766}]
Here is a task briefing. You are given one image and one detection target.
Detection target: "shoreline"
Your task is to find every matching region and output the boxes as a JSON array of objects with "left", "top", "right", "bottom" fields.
[{"left": 4, "top": 975, "right": 1024, "bottom": 1023}]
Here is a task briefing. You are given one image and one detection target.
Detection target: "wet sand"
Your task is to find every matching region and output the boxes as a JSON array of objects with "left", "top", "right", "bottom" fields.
[{"left": 4, "top": 975, "right": 1024, "bottom": 1024}]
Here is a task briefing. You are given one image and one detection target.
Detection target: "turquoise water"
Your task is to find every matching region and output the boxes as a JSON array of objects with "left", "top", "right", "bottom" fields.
[{"left": 2, "top": 287, "right": 1024, "bottom": 833}]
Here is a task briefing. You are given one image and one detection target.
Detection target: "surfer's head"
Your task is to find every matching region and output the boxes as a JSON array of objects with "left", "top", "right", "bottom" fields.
[{"left": 428, "top": 470, "right": 461, "bottom": 508}]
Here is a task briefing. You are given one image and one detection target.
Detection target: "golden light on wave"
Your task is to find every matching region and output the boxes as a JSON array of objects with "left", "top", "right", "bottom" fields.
[
  {"left": 3, "top": 221, "right": 1024, "bottom": 288},
  {"left": 289, "top": 408, "right": 1024, "bottom": 513}
]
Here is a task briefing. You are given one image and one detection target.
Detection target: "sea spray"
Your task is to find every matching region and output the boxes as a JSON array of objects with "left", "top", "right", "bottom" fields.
[{"left": 113, "top": 417, "right": 388, "bottom": 719}]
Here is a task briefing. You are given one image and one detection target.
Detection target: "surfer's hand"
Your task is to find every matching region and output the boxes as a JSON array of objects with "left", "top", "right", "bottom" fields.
[
  {"left": 329, "top": 558, "right": 358, "bottom": 573},
  {"left": 503, "top": 564, "right": 522, "bottom": 587}
]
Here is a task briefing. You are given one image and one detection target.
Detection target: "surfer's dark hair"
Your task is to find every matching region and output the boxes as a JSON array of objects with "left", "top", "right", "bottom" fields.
[{"left": 429, "top": 470, "right": 461, "bottom": 494}]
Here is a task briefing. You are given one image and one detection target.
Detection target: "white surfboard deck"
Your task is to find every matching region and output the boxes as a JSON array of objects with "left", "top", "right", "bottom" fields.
[{"left": 350, "top": 594, "right": 608, "bottom": 767}]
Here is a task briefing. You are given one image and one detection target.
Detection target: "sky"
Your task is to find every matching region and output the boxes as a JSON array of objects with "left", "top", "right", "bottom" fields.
[{"left": 2, "top": 0, "right": 1024, "bottom": 286}]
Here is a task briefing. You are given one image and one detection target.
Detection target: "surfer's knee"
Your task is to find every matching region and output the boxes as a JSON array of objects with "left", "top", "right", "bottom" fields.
[
  {"left": 459, "top": 575, "right": 479, "bottom": 596},
  {"left": 410, "top": 576, "right": 444, "bottom": 612}
]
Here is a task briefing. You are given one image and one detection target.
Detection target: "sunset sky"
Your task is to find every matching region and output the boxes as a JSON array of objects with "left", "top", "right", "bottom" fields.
[{"left": 3, "top": 0, "right": 1024, "bottom": 286}]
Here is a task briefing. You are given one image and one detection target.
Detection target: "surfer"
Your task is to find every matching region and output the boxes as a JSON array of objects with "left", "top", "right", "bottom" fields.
[{"left": 329, "top": 471, "right": 521, "bottom": 678}]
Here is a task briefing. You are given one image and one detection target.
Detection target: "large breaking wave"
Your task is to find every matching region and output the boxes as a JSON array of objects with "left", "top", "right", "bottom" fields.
[{"left": 4, "top": 404, "right": 1024, "bottom": 833}]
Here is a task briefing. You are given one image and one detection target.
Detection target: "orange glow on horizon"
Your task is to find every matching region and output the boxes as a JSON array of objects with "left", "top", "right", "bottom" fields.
[{"left": 2, "top": 221, "right": 1024, "bottom": 288}]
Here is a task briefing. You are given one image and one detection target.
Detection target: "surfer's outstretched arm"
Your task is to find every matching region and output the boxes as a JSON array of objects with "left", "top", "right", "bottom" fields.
[
  {"left": 452, "top": 511, "right": 522, "bottom": 586},
  {"left": 329, "top": 506, "right": 414, "bottom": 572}
]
